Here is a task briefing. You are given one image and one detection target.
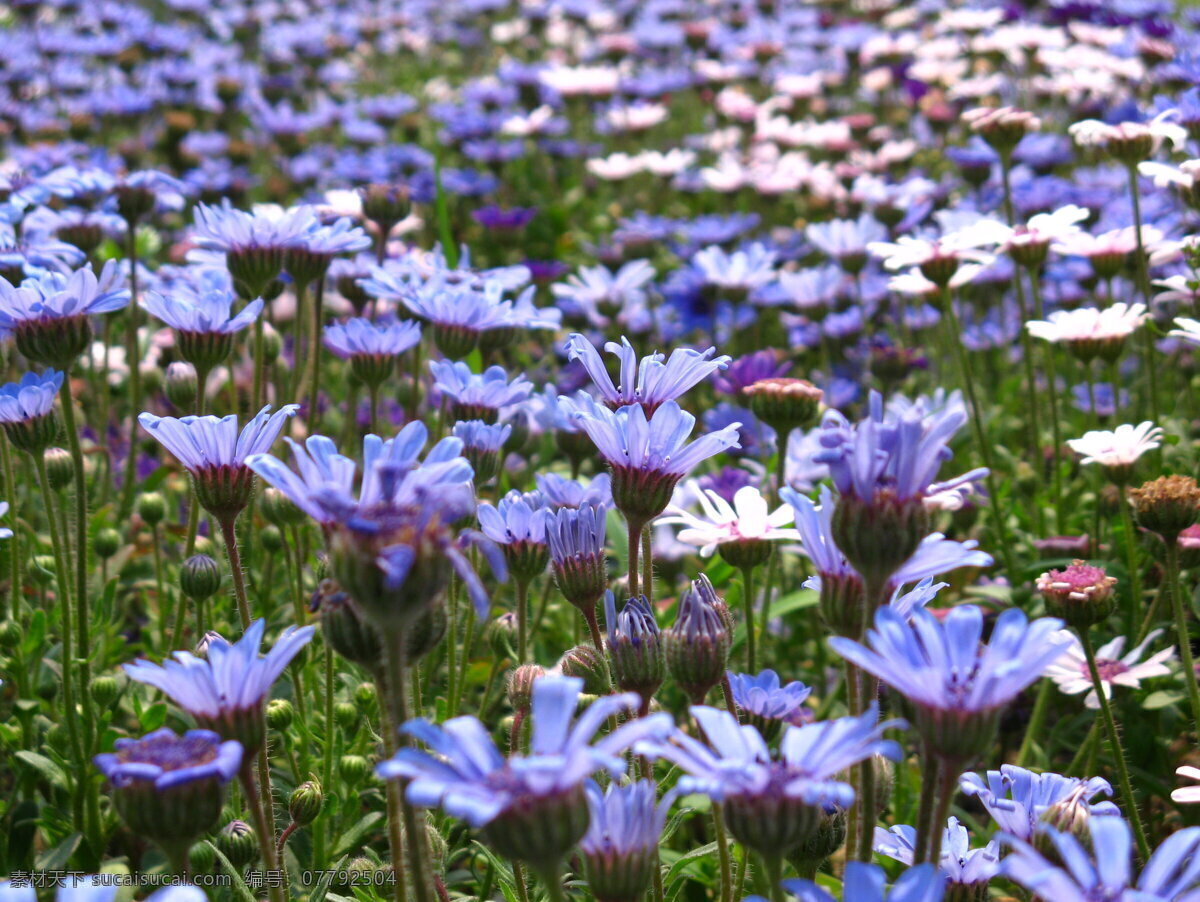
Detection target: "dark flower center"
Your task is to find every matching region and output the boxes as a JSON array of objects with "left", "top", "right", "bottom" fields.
[{"left": 117, "top": 734, "right": 217, "bottom": 771}]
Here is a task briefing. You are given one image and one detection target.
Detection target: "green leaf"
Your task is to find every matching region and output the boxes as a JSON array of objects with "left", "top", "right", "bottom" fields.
[
  {"left": 333, "top": 811, "right": 384, "bottom": 858},
  {"left": 15, "top": 751, "right": 69, "bottom": 790},
  {"left": 307, "top": 855, "right": 349, "bottom": 902},
  {"left": 139, "top": 701, "right": 167, "bottom": 732},
  {"left": 1143, "top": 690, "right": 1184, "bottom": 710},
  {"left": 433, "top": 157, "right": 457, "bottom": 268},
  {"left": 207, "top": 842, "right": 258, "bottom": 902},
  {"left": 35, "top": 832, "right": 81, "bottom": 871}
]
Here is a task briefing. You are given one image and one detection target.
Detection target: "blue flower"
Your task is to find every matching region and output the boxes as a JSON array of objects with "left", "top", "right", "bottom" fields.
[
  {"left": 727, "top": 669, "right": 813, "bottom": 730},
  {"left": 547, "top": 502, "right": 608, "bottom": 607},
  {"left": 564, "top": 396, "right": 741, "bottom": 523},
  {"left": 816, "top": 391, "right": 984, "bottom": 504},
  {"left": 142, "top": 284, "right": 263, "bottom": 335},
  {"left": 564, "top": 333, "right": 730, "bottom": 415},
  {"left": 806, "top": 214, "right": 887, "bottom": 270},
  {"left": 580, "top": 779, "right": 673, "bottom": 900},
  {"left": 124, "top": 620, "right": 314, "bottom": 754},
  {"left": 478, "top": 489, "right": 551, "bottom": 546},
  {"left": 431, "top": 360, "right": 533, "bottom": 422},
  {"left": 191, "top": 200, "right": 316, "bottom": 254},
  {"left": 1002, "top": 817, "right": 1200, "bottom": 902},
  {"left": 247, "top": 424, "right": 503, "bottom": 620},
  {"left": 323, "top": 316, "right": 422, "bottom": 359},
  {"left": 756, "top": 862, "right": 945, "bottom": 902},
  {"left": 453, "top": 419, "right": 512, "bottom": 453},
  {"left": 959, "top": 765, "right": 1118, "bottom": 842},
  {"left": 550, "top": 261, "right": 656, "bottom": 329},
  {"left": 0, "top": 369, "right": 62, "bottom": 424},
  {"left": 874, "top": 818, "right": 1000, "bottom": 888},
  {"left": 377, "top": 676, "right": 672, "bottom": 858},
  {"left": 94, "top": 727, "right": 242, "bottom": 790},
  {"left": 535, "top": 471, "right": 612, "bottom": 510},
  {"left": 636, "top": 703, "right": 901, "bottom": 810},
  {"left": 299, "top": 216, "right": 372, "bottom": 257},
  {"left": 830, "top": 606, "right": 1070, "bottom": 761},
  {"left": 0, "top": 259, "right": 129, "bottom": 334}
]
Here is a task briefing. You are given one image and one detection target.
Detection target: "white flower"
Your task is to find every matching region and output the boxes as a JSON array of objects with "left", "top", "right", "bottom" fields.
[
  {"left": 586, "top": 153, "right": 645, "bottom": 181},
  {"left": 1003, "top": 205, "right": 1091, "bottom": 251},
  {"left": 538, "top": 66, "right": 620, "bottom": 98},
  {"left": 1025, "top": 303, "right": 1147, "bottom": 344},
  {"left": 1052, "top": 225, "right": 1165, "bottom": 260},
  {"left": 1066, "top": 422, "right": 1162, "bottom": 468},
  {"left": 1172, "top": 766, "right": 1200, "bottom": 804},
  {"left": 1044, "top": 628, "right": 1175, "bottom": 709},
  {"left": 1168, "top": 317, "right": 1200, "bottom": 347},
  {"left": 1153, "top": 277, "right": 1200, "bottom": 308},
  {"left": 604, "top": 103, "right": 668, "bottom": 132},
  {"left": 1068, "top": 110, "right": 1188, "bottom": 154},
  {"left": 660, "top": 485, "right": 799, "bottom": 558},
  {"left": 1138, "top": 159, "right": 1200, "bottom": 190}
]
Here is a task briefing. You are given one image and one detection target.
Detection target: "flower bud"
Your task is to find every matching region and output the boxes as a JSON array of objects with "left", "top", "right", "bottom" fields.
[
  {"left": 44, "top": 447, "right": 73, "bottom": 490},
  {"left": 787, "top": 807, "right": 846, "bottom": 874},
  {"left": 507, "top": 664, "right": 546, "bottom": 712},
  {"left": 266, "top": 698, "right": 294, "bottom": 731},
  {"left": 0, "top": 618, "right": 21, "bottom": 649},
  {"left": 261, "top": 322, "right": 283, "bottom": 364},
  {"left": 91, "top": 674, "right": 120, "bottom": 709},
  {"left": 338, "top": 754, "right": 371, "bottom": 786},
  {"left": 316, "top": 579, "right": 384, "bottom": 670},
  {"left": 559, "top": 644, "right": 611, "bottom": 695},
  {"left": 288, "top": 780, "right": 324, "bottom": 826},
  {"left": 354, "top": 681, "right": 377, "bottom": 714},
  {"left": 164, "top": 361, "right": 198, "bottom": 410},
  {"left": 189, "top": 838, "right": 216, "bottom": 875},
  {"left": 261, "top": 487, "right": 306, "bottom": 527},
  {"left": 137, "top": 491, "right": 168, "bottom": 527},
  {"left": 216, "top": 820, "right": 260, "bottom": 869},
  {"left": 664, "top": 576, "right": 730, "bottom": 705},
  {"left": 486, "top": 612, "right": 519, "bottom": 659},
  {"left": 334, "top": 701, "right": 360, "bottom": 734},
  {"left": 605, "top": 594, "right": 664, "bottom": 709},
  {"left": 406, "top": 598, "right": 448, "bottom": 664},
  {"left": 30, "top": 555, "right": 56, "bottom": 587},
  {"left": 744, "top": 378, "right": 823, "bottom": 435},
  {"left": 94, "top": 528, "right": 122, "bottom": 560},
  {"left": 181, "top": 554, "right": 223, "bottom": 602},
  {"left": 259, "top": 524, "right": 284, "bottom": 554}
]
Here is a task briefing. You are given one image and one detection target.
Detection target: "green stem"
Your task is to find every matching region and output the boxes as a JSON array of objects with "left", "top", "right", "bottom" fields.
[
  {"left": 627, "top": 517, "right": 643, "bottom": 597},
  {"left": 1029, "top": 276, "right": 1065, "bottom": 531},
  {"left": 120, "top": 233, "right": 141, "bottom": 518},
  {"left": 219, "top": 516, "right": 252, "bottom": 629},
  {"left": 941, "top": 287, "right": 1018, "bottom": 581},
  {"left": 741, "top": 564, "right": 757, "bottom": 673},
  {"left": 383, "top": 628, "right": 433, "bottom": 902},
  {"left": 252, "top": 317, "right": 266, "bottom": 412},
  {"left": 1127, "top": 165, "right": 1161, "bottom": 429},
  {"left": 711, "top": 802, "right": 734, "bottom": 902},
  {"left": 912, "top": 752, "right": 939, "bottom": 865},
  {"left": 1080, "top": 628, "right": 1151, "bottom": 862},
  {"left": 1117, "top": 485, "right": 1143, "bottom": 638},
  {"left": 374, "top": 665, "right": 410, "bottom": 902},
  {"left": 1166, "top": 543, "right": 1200, "bottom": 741},
  {"left": 516, "top": 577, "right": 530, "bottom": 664},
  {"left": 240, "top": 767, "right": 287, "bottom": 902},
  {"left": 1, "top": 436, "right": 19, "bottom": 620},
  {"left": 642, "top": 526, "right": 653, "bottom": 606},
  {"left": 764, "top": 855, "right": 785, "bottom": 902},
  {"left": 1015, "top": 679, "right": 1052, "bottom": 767},
  {"left": 307, "top": 280, "right": 326, "bottom": 432}
]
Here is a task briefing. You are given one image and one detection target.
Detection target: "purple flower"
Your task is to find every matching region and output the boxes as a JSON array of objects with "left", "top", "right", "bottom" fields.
[
  {"left": 727, "top": 669, "right": 813, "bottom": 731},
  {"left": 0, "top": 260, "right": 129, "bottom": 335},
  {"left": 958, "top": 765, "right": 1118, "bottom": 842},
  {"left": 769, "top": 862, "right": 945, "bottom": 902},
  {"left": 94, "top": 728, "right": 242, "bottom": 791},
  {"left": 0, "top": 369, "right": 62, "bottom": 424},
  {"left": 431, "top": 360, "right": 533, "bottom": 422},
  {"left": 142, "top": 284, "right": 263, "bottom": 336},
  {"left": 471, "top": 205, "right": 537, "bottom": 230},
  {"left": 713, "top": 350, "right": 789, "bottom": 396},
  {"left": 564, "top": 333, "right": 730, "bottom": 415},
  {"left": 323, "top": 316, "right": 422, "bottom": 359}
]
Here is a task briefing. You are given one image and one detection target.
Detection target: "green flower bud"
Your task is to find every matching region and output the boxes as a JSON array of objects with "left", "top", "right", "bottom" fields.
[
  {"left": 261, "top": 487, "right": 306, "bottom": 527},
  {"left": 558, "top": 644, "right": 611, "bottom": 695},
  {"left": 353, "top": 681, "right": 377, "bottom": 715},
  {"left": 216, "top": 820, "right": 259, "bottom": 870},
  {"left": 338, "top": 755, "right": 371, "bottom": 787},
  {"left": 137, "top": 491, "right": 168, "bottom": 527},
  {"left": 288, "top": 780, "right": 324, "bottom": 826},
  {"left": 0, "top": 619, "right": 22, "bottom": 649},
  {"left": 44, "top": 447, "right": 73, "bottom": 491},
  {"left": 181, "top": 554, "right": 223, "bottom": 602},
  {"left": 334, "top": 701, "right": 360, "bottom": 734},
  {"left": 164, "top": 361, "right": 198, "bottom": 410},
  {"left": 486, "top": 612, "right": 518, "bottom": 659},
  {"left": 91, "top": 674, "right": 120, "bottom": 708},
  {"left": 507, "top": 664, "right": 545, "bottom": 713},
  {"left": 259, "top": 524, "right": 284, "bottom": 554},
  {"left": 266, "top": 698, "right": 294, "bottom": 731},
  {"left": 94, "top": 527, "right": 122, "bottom": 560},
  {"left": 30, "top": 554, "right": 56, "bottom": 587},
  {"left": 189, "top": 839, "right": 215, "bottom": 875}
]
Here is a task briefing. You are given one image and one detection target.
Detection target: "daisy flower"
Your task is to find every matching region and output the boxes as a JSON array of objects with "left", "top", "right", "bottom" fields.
[
  {"left": 1043, "top": 628, "right": 1175, "bottom": 709},
  {"left": 660, "top": 484, "right": 799, "bottom": 558},
  {"left": 1169, "top": 317, "right": 1200, "bottom": 347},
  {"left": 1025, "top": 303, "right": 1147, "bottom": 362},
  {"left": 1066, "top": 421, "right": 1162, "bottom": 472},
  {"left": 1172, "top": 766, "right": 1200, "bottom": 804}
]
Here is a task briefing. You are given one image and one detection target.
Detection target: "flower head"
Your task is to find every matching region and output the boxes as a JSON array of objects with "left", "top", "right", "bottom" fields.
[
  {"left": 431, "top": 360, "right": 533, "bottom": 423},
  {"left": 1002, "top": 815, "right": 1200, "bottom": 901},
  {"left": 661, "top": 484, "right": 798, "bottom": 559},
  {"left": 830, "top": 606, "right": 1070, "bottom": 762},
  {"left": 959, "top": 765, "right": 1118, "bottom": 842},
  {"left": 580, "top": 780, "right": 672, "bottom": 902},
  {"left": 1026, "top": 304, "right": 1148, "bottom": 363},
  {"left": 727, "top": 669, "right": 813, "bottom": 739},
  {"left": 0, "top": 369, "right": 62, "bottom": 453},
  {"left": 1066, "top": 422, "right": 1162, "bottom": 481},
  {"left": 767, "top": 862, "right": 945, "bottom": 902},
  {"left": 139, "top": 405, "right": 298, "bottom": 520},
  {"left": 636, "top": 703, "right": 901, "bottom": 857},
  {"left": 1043, "top": 628, "right": 1175, "bottom": 709},
  {"left": 564, "top": 333, "right": 730, "bottom": 416},
  {"left": 478, "top": 490, "right": 551, "bottom": 581},
  {"left": 377, "top": 676, "right": 672, "bottom": 866},
  {"left": 604, "top": 592, "right": 664, "bottom": 706},
  {"left": 143, "top": 283, "right": 263, "bottom": 369},
  {"left": 874, "top": 817, "right": 1000, "bottom": 889},
  {"left": 323, "top": 317, "right": 422, "bottom": 387},
  {"left": 124, "top": 620, "right": 314, "bottom": 754}
]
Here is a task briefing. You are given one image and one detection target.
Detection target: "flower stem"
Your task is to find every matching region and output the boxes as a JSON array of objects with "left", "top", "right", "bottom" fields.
[
  {"left": 1015, "top": 678, "right": 1052, "bottom": 767},
  {"left": 711, "top": 802, "right": 734, "bottom": 902},
  {"left": 642, "top": 526, "right": 654, "bottom": 606},
  {"left": 240, "top": 767, "right": 287, "bottom": 902},
  {"left": 1029, "top": 276, "right": 1065, "bottom": 530},
  {"left": 1126, "top": 164, "right": 1161, "bottom": 429},
  {"left": 373, "top": 664, "right": 410, "bottom": 902},
  {"left": 940, "top": 288, "right": 1018, "bottom": 581},
  {"left": 627, "top": 517, "right": 643, "bottom": 597},
  {"left": 119, "top": 232, "right": 141, "bottom": 518},
  {"left": 219, "top": 516, "right": 252, "bottom": 629},
  {"left": 763, "top": 854, "right": 785, "bottom": 902},
  {"left": 1117, "top": 484, "right": 1143, "bottom": 638},
  {"left": 741, "top": 565, "right": 757, "bottom": 673},
  {"left": 924, "top": 760, "right": 959, "bottom": 870},
  {"left": 0, "top": 436, "right": 19, "bottom": 620},
  {"left": 307, "top": 279, "right": 327, "bottom": 432},
  {"left": 912, "top": 752, "right": 939, "bottom": 865},
  {"left": 1079, "top": 627, "right": 1151, "bottom": 862},
  {"left": 383, "top": 628, "right": 434, "bottom": 902},
  {"left": 1166, "top": 542, "right": 1200, "bottom": 742},
  {"left": 515, "top": 577, "right": 530, "bottom": 664}
]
